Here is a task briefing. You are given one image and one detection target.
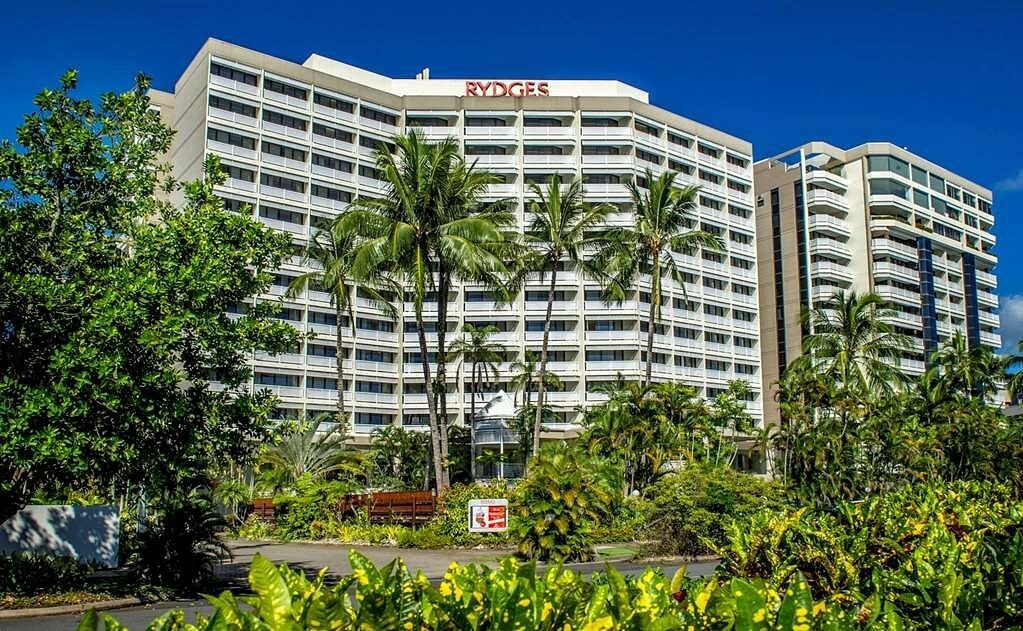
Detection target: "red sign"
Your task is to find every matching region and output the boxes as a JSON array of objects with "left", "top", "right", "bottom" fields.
[
  {"left": 465, "top": 80, "right": 550, "bottom": 97},
  {"left": 468, "top": 499, "right": 509, "bottom": 532}
]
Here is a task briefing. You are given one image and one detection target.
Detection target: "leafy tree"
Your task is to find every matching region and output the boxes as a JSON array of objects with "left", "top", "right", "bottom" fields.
[
  {"left": 344, "top": 131, "right": 512, "bottom": 489},
  {"left": 520, "top": 176, "right": 612, "bottom": 457},
  {"left": 368, "top": 424, "right": 429, "bottom": 490},
  {"left": 261, "top": 417, "right": 364, "bottom": 486},
  {"left": 0, "top": 73, "right": 298, "bottom": 521},
  {"left": 447, "top": 323, "right": 506, "bottom": 424},
  {"left": 287, "top": 216, "right": 394, "bottom": 435},
  {"left": 597, "top": 169, "right": 723, "bottom": 383}
]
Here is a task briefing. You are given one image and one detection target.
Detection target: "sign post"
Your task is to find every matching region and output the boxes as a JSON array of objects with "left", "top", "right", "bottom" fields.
[{"left": 467, "top": 499, "right": 509, "bottom": 533}]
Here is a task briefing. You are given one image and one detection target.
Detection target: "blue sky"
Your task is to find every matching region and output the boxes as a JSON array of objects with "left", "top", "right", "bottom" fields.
[{"left": 3, "top": 1, "right": 1022, "bottom": 345}]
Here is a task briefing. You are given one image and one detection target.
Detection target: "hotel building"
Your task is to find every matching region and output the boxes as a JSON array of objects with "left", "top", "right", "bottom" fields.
[
  {"left": 755, "top": 142, "right": 1000, "bottom": 427},
  {"left": 150, "top": 39, "right": 764, "bottom": 440}
]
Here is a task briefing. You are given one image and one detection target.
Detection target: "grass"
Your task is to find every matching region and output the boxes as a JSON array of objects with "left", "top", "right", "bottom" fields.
[
  {"left": 0, "top": 591, "right": 120, "bottom": 610},
  {"left": 593, "top": 543, "right": 643, "bottom": 561}
]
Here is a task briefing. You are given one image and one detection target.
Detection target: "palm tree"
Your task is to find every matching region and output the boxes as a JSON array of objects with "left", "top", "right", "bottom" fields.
[
  {"left": 447, "top": 323, "right": 507, "bottom": 423},
  {"left": 928, "top": 331, "right": 1002, "bottom": 400},
  {"left": 522, "top": 175, "right": 613, "bottom": 457},
  {"left": 287, "top": 218, "right": 393, "bottom": 435},
  {"left": 598, "top": 169, "right": 724, "bottom": 383},
  {"left": 802, "top": 290, "right": 912, "bottom": 399},
  {"left": 261, "top": 417, "right": 364, "bottom": 485},
  {"left": 509, "top": 351, "right": 563, "bottom": 408},
  {"left": 1003, "top": 339, "right": 1023, "bottom": 404},
  {"left": 343, "top": 131, "right": 512, "bottom": 489}
]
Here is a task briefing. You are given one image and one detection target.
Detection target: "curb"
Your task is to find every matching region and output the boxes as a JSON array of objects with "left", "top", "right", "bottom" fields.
[{"left": 0, "top": 597, "right": 142, "bottom": 620}]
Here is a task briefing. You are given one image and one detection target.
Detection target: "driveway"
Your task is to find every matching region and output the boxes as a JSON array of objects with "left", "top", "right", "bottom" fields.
[{"left": 4, "top": 540, "right": 717, "bottom": 630}]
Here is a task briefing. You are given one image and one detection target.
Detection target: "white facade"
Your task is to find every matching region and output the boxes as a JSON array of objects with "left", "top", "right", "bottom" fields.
[{"left": 152, "top": 39, "right": 763, "bottom": 436}]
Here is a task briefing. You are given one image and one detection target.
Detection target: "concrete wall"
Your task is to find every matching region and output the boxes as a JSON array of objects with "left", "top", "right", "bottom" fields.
[{"left": 0, "top": 505, "right": 120, "bottom": 568}]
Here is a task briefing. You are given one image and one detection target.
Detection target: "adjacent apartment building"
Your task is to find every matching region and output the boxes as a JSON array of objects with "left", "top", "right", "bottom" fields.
[
  {"left": 150, "top": 39, "right": 765, "bottom": 439},
  {"left": 755, "top": 142, "right": 999, "bottom": 427}
]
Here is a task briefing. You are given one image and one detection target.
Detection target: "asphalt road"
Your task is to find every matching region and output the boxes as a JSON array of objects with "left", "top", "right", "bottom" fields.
[{"left": 3, "top": 541, "right": 717, "bottom": 631}]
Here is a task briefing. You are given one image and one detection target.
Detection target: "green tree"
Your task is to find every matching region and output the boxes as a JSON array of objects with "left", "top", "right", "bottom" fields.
[
  {"left": 287, "top": 217, "right": 394, "bottom": 435},
  {"left": 343, "top": 131, "right": 512, "bottom": 489},
  {"left": 801, "top": 290, "right": 911, "bottom": 401},
  {"left": 261, "top": 417, "right": 364, "bottom": 486},
  {"left": 598, "top": 169, "right": 723, "bottom": 383},
  {"left": 508, "top": 351, "right": 562, "bottom": 408},
  {"left": 447, "top": 323, "right": 506, "bottom": 424},
  {"left": 927, "top": 331, "right": 1003, "bottom": 401},
  {"left": 368, "top": 425, "right": 429, "bottom": 490},
  {"left": 521, "top": 176, "right": 613, "bottom": 458},
  {"left": 0, "top": 73, "right": 298, "bottom": 520}
]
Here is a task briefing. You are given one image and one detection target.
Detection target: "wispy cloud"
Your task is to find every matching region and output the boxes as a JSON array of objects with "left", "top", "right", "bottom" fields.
[
  {"left": 999, "top": 295, "right": 1023, "bottom": 352},
  {"left": 996, "top": 168, "right": 1023, "bottom": 192}
]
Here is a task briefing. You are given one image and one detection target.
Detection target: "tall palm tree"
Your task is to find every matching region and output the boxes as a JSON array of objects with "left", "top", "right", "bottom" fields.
[
  {"left": 522, "top": 175, "right": 613, "bottom": 457},
  {"left": 1003, "top": 339, "right": 1023, "bottom": 404},
  {"left": 509, "top": 350, "right": 563, "bottom": 408},
  {"left": 927, "top": 331, "right": 1002, "bottom": 400},
  {"left": 286, "top": 219, "right": 394, "bottom": 435},
  {"left": 447, "top": 323, "right": 507, "bottom": 423},
  {"left": 343, "top": 131, "right": 511, "bottom": 489},
  {"left": 802, "top": 290, "right": 912, "bottom": 399},
  {"left": 598, "top": 169, "right": 723, "bottom": 383}
]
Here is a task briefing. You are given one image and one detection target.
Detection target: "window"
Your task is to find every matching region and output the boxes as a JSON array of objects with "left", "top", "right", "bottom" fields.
[
  {"left": 729, "top": 229, "right": 753, "bottom": 244},
  {"left": 526, "top": 320, "right": 570, "bottom": 331},
  {"left": 639, "top": 321, "right": 668, "bottom": 334},
  {"left": 225, "top": 164, "right": 255, "bottom": 182},
  {"left": 734, "top": 363, "right": 758, "bottom": 375},
  {"left": 209, "top": 95, "right": 257, "bottom": 117},
  {"left": 945, "top": 183, "right": 961, "bottom": 200},
  {"left": 355, "top": 412, "right": 390, "bottom": 426},
  {"left": 465, "top": 117, "right": 506, "bottom": 127},
  {"left": 356, "top": 318, "right": 394, "bottom": 332},
  {"left": 356, "top": 381, "right": 393, "bottom": 393},
  {"left": 312, "top": 123, "right": 354, "bottom": 142},
  {"left": 706, "top": 332, "right": 729, "bottom": 344},
  {"left": 668, "top": 132, "right": 692, "bottom": 147},
  {"left": 309, "top": 311, "right": 337, "bottom": 326},
  {"left": 259, "top": 205, "right": 304, "bottom": 224},
  {"left": 466, "top": 145, "right": 508, "bottom": 155},
  {"left": 273, "top": 273, "right": 296, "bottom": 287},
  {"left": 586, "top": 320, "right": 626, "bottom": 331},
  {"left": 405, "top": 320, "right": 437, "bottom": 333},
  {"left": 699, "top": 170, "right": 722, "bottom": 184},
  {"left": 265, "top": 78, "right": 307, "bottom": 100},
  {"left": 962, "top": 191, "right": 976, "bottom": 208},
  {"left": 669, "top": 159, "right": 694, "bottom": 174},
  {"left": 356, "top": 349, "right": 392, "bottom": 363},
  {"left": 524, "top": 145, "right": 564, "bottom": 155},
  {"left": 312, "top": 153, "right": 352, "bottom": 172},
  {"left": 262, "top": 141, "right": 306, "bottom": 162},
  {"left": 640, "top": 351, "right": 669, "bottom": 364},
  {"left": 634, "top": 120, "right": 660, "bottom": 137},
  {"left": 404, "top": 382, "right": 427, "bottom": 394},
  {"left": 211, "top": 62, "right": 257, "bottom": 86},
  {"left": 313, "top": 92, "right": 354, "bottom": 113},
  {"left": 275, "top": 307, "right": 302, "bottom": 322},
  {"left": 732, "top": 283, "right": 754, "bottom": 296},
  {"left": 586, "top": 350, "right": 628, "bottom": 361},
  {"left": 704, "top": 304, "right": 727, "bottom": 317},
  {"left": 913, "top": 188, "right": 930, "bottom": 207},
  {"left": 307, "top": 376, "right": 338, "bottom": 390},
  {"left": 912, "top": 166, "right": 928, "bottom": 186},
  {"left": 311, "top": 184, "right": 352, "bottom": 203},
  {"left": 867, "top": 155, "right": 909, "bottom": 178},
  {"left": 307, "top": 344, "right": 336, "bottom": 357},
  {"left": 261, "top": 173, "right": 305, "bottom": 193},
  {"left": 358, "top": 165, "right": 381, "bottom": 180},
  {"left": 978, "top": 199, "right": 992, "bottom": 214},
  {"left": 929, "top": 173, "right": 946, "bottom": 194},
  {"left": 636, "top": 148, "right": 662, "bottom": 164},
  {"left": 869, "top": 178, "right": 908, "bottom": 199},
  {"left": 707, "top": 359, "right": 729, "bottom": 372},
  {"left": 731, "top": 256, "right": 753, "bottom": 270},
  {"left": 207, "top": 127, "right": 255, "bottom": 149},
  {"left": 524, "top": 117, "right": 563, "bottom": 127},
  {"left": 256, "top": 373, "right": 298, "bottom": 386},
  {"left": 735, "top": 336, "right": 756, "bottom": 348},
  {"left": 734, "top": 310, "right": 755, "bottom": 322},
  {"left": 726, "top": 154, "right": 749, "bottom": 168},
  {"left": 404, "top": 351, "right": 438, "bottom": 363},
  {"left": 582, "top": 173, "right": 620, "bottom": 184},
  {"left": 697, "top": 143, "right": 721, "bottom": 158},
  {"left": 703, "top": 277, "right": 726, "bottom": 290},
  {"left": 527, "top": 290, "right": 570, "bottom": 301},
  {"left": 360, "top": 106, "right": 397, "bottom": 126},
  {"left": 220, "top": 197, "right": 249, "bottom": 213},
  {"left": 582, "top": 117, "right": 620, "bottom": 127},
  {"left": 675, "top": 355, "right": 700, "bottom": 367},
  {"left": 727, "top": 180, "right": 750, "bottom": 193},
  {"left": 404, "top": 414, "right": 429, "bottom": 426},
  {"left": 673, "top": 297, "right": 697, "bottom": 311},
  {"left": 674, "top": 326, "right": 700, "bottom": 339},
  {"left": 359, "top": 135, "right": 395, "bottom": 152},
  {"left": 729, "top": 204, "right": 752, "bottom": 219},
  {"left": 263, "top": 109, "right": 307, "bottom": 131}
]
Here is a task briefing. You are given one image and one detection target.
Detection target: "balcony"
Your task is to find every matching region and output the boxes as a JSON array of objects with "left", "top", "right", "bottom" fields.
[
  {"left": 522, "top": 126, "right": 574, "bottom": 139},
  {"left": 359, "top": 115, "right": 399, "bottom": 135},
  {"left": 523, "top": 154, "right": 576, "bottom": 168},
  {"left": 585, "top": 360, "right": 638, "bottom": 371},
  {"left": 313, "top": 103, "right": 357, "bottom": 125},
  {"left": 311, "top": 165, "right": 356, "bottom": 185},
  {"left": 209, "top": 73, "right": 259, "bottom": 96},
  {"left": 524, "top": 330, "right": 578, "bottom": 342},
  {"left": 975, "top": 269, "right": 997, "bottom": 288},
  {"left": 223, "top": 177, "right": 256, "bottom": 194},
  {"left": 525, "top": 300, "right": 575, "bottom": 312},
  {"left": 260, "top": 184, "right": 307, "bottom": 204},
  {"left": 804, "top": 169, "right": 848, "bottom": 192},
  {"left": 806, "top": 189, "right": 850, "bottom": 213},
  {"left": 406, "top": 126, "right": 456, "bottom": 141},
  {"left": 306, "top": 355, "right": 348, "bottom": 369},
  {"left": 977, "top": 290, "right": 998, "bottom": 308},
  {"left": 873, "top": 261, "right": 919, "bottom": 283},
  {"left": 484, "top": 183, "right": 518, "bottom": 197},
  {"left": 261, "top": 120, "right": 309, "bottom": 142},
  {"left": 807, "top": 214, "right": 851, "bottom": 238},
  {"left": 463, "top": 126, "right": 518, "bottom": 140},
  {"left": 354, "top": 391, "right": 397, "bottom": 405},
  {"left": 696, "top": 153, "right": 726, "bottom": 170},
  {"left": 876, "top": 285, "right": 921, "bottom": 306},
  {"left": 980, "top": 331, "right": 1001, "bottom": 348},
  {"left": 258, "top": 216, "right": 305, "bottom": 236},
  {"left": 261, "top": 153, "right": 308, "bottom": 173},
  {"left": 979, "top": 311, "right": 1000, "bottom": 327},
  {"left": 264, "top": 89, "right": 309, "bottom": 111},
  {"left": 871, "top": 238, "right": 918, "bottom": 262},
  {"left": 544, "top": 391, "right": 580, "bottom": 402},
  {"left": 254, "top": 384, "right": 303, "bottom": 399},
  {"left": 580, "top": 126, "right": 632, "bottom": 140},
  {"left": 354, "top": 360, "right": 397, "bottom": 374},
  {"left": 356, "top": 329, "right": 397, "bottom": 343},
  {"left": 207, "top": 139, "right": 256, "bottom": 161},
  {"left": 584, "top": 329, "right": 639, "bottom": 342},
  {"left": 464, "top": 300, "right": 512, "bottom": 312},
  {"left": 307, "top": 323, "right": 337, "bottom": 337},
  {"left": 585, "top": 299, "right": 639, "bottom": 312},
  {"left": 810, "top": 238, "right": 851, "bottom": 261},
  {"left": 468, "top": 154, "right": 517, "bottom": 168},
  {"left": 255, "top": 351, "right": 303, "bottom": 364},
  {"left": 898, "top": 358, "right": 925, "bottom": 374},
  {"left": 811, "top": 261, "right": 854, "bottom": 283},
  {"left": 582, "top": 183, "right": 631, "bottom": 199},
  {"left": 312, "top": 133, "right": 356, "bottom": 155},
  {"left": 209, "top": 106, "right": 258, "bottom": 128},
  {"left": 310, "top": 195, "right": 349, "bottom": 213},
  {"left": 633, "top": 131, "right": 666, "bottom": 150}
]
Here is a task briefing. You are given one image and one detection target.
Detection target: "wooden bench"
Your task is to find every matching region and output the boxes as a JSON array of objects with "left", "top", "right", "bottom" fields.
[
  {"left": 342, "top": 490, "right": 436, "bottom": 526},
  {"left": 250, "top": 497, "right": 275, "bottom": 522}
]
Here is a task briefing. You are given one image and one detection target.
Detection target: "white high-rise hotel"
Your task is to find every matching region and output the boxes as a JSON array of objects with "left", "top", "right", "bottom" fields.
[{"left": 150, "top": 39, "right": 766, "bottom": 437}]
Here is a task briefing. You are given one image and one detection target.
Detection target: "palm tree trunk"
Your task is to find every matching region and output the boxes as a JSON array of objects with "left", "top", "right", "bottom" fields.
[
  {"left": 533, "top": 266, "right": 558, "bottom": 460},
  {"left": 334, "top": 301, "right": 347, "bottom": 436},
  {"left": 416, "top": 307, "right": 447, "bottom": 489},
  {"left": 435, "top": 271, "right": 451, "bottom": 470},
  {"left": 644, "top": 253, "right": 659, "bottom": 384}
]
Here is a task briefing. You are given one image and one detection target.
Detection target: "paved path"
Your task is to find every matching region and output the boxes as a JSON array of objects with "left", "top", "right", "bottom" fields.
[{"left": 3, "top": 540, "right": 717, "bottom": 630}]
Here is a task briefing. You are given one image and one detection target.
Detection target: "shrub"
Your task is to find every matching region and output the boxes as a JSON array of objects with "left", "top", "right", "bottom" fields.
[
  {"left": 395, "top": 525, "right": 452, "bottom": 549},
  {"left": 232, "top": 513, "right": 277, "bottom": 541},
  {"left": 513, "top": 445, "right": 616, "bottom": 562},
  {"left": 649, "top": 462, "right": 784, "bottom": 557},
  {"left": 0, "top": 552, "right": 93, "bottom": 596},
  {"left": 272, "top": 477, "right": 358, "bottom": 540},
  {"left": 430, "top": 481, "right": 516, "bottom": 547},
  {"left": 135, "top": 488, "right": 229, "bottom": 590},
  {"left": 590, "top": 495, "right": 655, "bottom": 544}
]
